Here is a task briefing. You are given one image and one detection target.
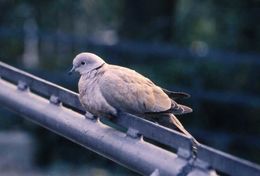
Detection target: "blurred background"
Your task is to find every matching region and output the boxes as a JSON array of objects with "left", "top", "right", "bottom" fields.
[{"left": 0, "top": 0, "right": 260, "bottom": 175}]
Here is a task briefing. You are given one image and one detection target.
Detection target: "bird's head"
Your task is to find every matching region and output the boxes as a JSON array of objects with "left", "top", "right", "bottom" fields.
[{"left": 69, "top": 52, "right": 105, "bottom": 75}]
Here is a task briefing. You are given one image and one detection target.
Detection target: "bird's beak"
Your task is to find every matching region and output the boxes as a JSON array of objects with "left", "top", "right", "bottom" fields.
[{"left": 68, "top": 66, "right": 76, "bottom": 75}]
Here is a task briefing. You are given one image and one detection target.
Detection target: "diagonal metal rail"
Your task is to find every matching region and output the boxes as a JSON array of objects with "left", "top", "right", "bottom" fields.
[
  {"left": 0, "top": 61, "right": 260, "bottom": 176},
  {"left": 0, "top": 78, "right": 189, "bottom": 176}
]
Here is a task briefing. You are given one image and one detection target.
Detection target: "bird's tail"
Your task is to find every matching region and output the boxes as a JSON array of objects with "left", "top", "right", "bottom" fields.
[{"left": 169, "top": 114, "right": 199, "bottom": 145}]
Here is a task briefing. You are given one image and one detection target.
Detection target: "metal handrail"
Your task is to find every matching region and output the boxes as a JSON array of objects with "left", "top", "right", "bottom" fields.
[{"left": 0, "top": 78, "right": 190, "bottom": 176}]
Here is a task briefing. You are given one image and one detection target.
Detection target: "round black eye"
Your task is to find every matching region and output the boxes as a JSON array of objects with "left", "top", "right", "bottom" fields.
[{"left": 81, "top": 61, "right": 85, "bottom": 65}]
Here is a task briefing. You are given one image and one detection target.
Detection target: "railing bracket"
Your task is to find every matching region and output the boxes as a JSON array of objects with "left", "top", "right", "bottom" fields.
[
  {"left": 49, "top": 95, "right": 61, "bottom": 105},
  {"left": 17, "top": 80, "right": 28, "bottom": 91},
  {"left": 84, "top": 111, "right": 98, "bottom": 121},
  {"left": 126, "top": 127, "right": 141, "bottom": 139}
]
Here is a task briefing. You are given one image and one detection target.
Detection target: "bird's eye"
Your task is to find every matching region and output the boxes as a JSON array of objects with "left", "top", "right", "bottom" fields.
[{"left": 81, "top": 61, "right": 85, "bottom": 65}]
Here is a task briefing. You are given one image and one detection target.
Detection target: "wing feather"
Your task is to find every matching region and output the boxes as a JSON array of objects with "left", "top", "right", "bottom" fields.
[{"left": 99, "top": 65, "right": 171, "bottom": 114}]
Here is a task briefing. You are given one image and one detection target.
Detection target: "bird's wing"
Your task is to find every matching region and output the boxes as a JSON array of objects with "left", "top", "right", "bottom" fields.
[
  {"left": 99, "top": 65, "right": 171, "bottom": 114},
  {"left": 162, "top": 88, "right": 190, "bottom": 100}
]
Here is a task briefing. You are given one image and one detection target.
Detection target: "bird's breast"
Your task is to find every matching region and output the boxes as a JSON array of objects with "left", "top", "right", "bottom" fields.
[
  {"left": 79, "top": 75, "right": 98, "bottom": 110},
  {"left": 78, "top": 74, "right": 116, "bottom": 116}
]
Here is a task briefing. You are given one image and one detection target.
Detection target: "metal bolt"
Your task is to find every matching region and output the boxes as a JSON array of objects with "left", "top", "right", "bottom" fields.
[
  {"left": 126, "top": 127, "right": 141, "bottom": 139},
  {"left": 17, "top": 81, "right": 28, "bottom": 91},
  {"left": 49, "top": 95, "right": 61, "bottom": 105},
  {"left": 85, "top": 111, "right": 98, "bottom": 121}
]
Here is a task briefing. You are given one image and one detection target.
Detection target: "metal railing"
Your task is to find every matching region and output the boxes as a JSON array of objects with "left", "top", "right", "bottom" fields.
[{"left": 0, "top": 61, "right": 259, "bottom": 176}]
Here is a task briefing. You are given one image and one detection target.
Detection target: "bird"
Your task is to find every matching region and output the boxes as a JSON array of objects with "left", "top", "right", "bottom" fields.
[{"left": 69, "top": 52, "right": 198, "bottom": 144}]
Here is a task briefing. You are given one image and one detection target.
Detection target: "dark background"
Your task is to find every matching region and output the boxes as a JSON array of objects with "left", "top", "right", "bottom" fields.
[{"left": 0, "top": 0, "right": 259, "bottom": 175}]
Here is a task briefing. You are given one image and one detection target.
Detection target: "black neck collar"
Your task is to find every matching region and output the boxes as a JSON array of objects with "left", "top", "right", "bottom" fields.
[{"left": 94, "top": 63, "right": 105, "bottom": 71}]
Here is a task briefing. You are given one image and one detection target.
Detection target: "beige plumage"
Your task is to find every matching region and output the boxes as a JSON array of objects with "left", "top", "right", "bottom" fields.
[{"left": 69, "top": 52, "right": 197, "bottom": 143}]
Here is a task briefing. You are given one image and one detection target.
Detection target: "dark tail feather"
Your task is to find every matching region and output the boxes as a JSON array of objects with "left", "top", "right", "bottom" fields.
[{"left": 162, "top": 88, "right": 191, "bottom": 100}]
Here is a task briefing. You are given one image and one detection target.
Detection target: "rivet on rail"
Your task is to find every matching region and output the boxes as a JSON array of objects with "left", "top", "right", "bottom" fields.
[
  {"left": 17, "top": 80, "right": 28, "bottom": 91},
  {"left": 49, "top": 95, "right": 61, "bottom": 105},
  {"left": 84, "top": 111, "right": 98, "bottom": 122},
  {"left": 126, "top": 127, "right": 141, "bottom": 139}
]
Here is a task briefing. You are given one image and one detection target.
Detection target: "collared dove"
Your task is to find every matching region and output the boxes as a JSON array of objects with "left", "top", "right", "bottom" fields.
[{"left": 69, "top": 52, "right": 198, "bottom": 143}]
